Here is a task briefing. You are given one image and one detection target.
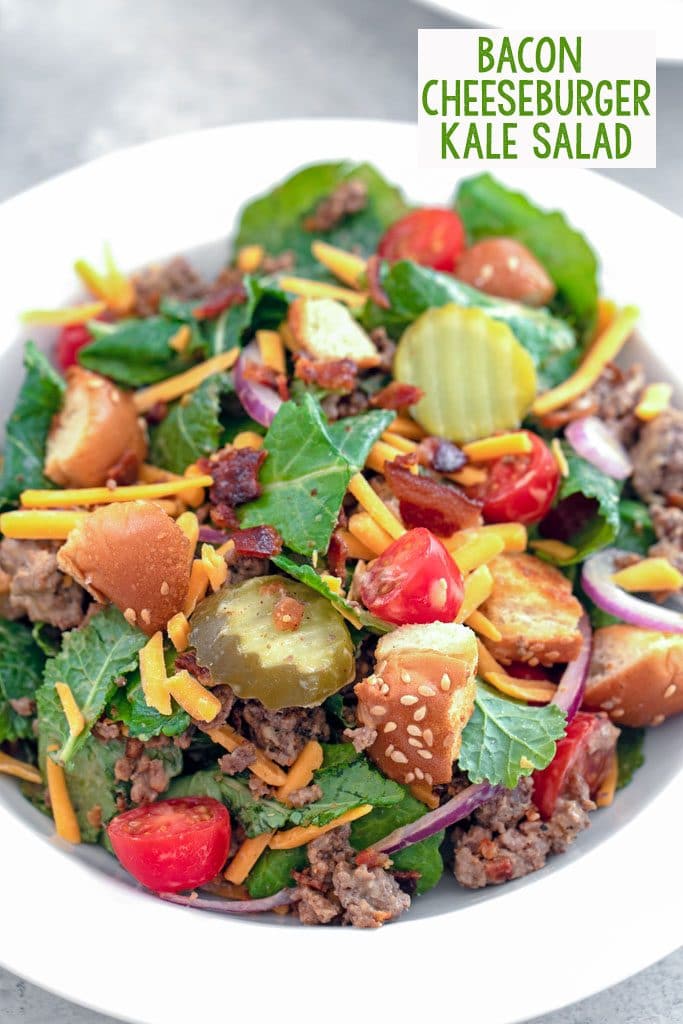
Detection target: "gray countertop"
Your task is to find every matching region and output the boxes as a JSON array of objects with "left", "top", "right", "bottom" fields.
[{"left": 0, "top": 1, "right": 681, "bottom": 1021}]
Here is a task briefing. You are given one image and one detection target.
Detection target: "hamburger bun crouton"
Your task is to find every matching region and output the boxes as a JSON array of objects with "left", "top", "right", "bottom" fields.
[
  {"left": 584, "top": 625, "right": 683, "bottom": 726},
  {"left": 479, "top": 553, "right": 583, "bottom": 666},
  {"left": 57, "top": 501, "right": 192, "bottom": 635},
  {"left": 286, "top": 297, "right": 380, "bottom": 368},
  {"left": 45, "top": 366, "right": 147, "bottom": 488},
  {"left": 354, "top": 623, "right": 477, "bottom": 787}
]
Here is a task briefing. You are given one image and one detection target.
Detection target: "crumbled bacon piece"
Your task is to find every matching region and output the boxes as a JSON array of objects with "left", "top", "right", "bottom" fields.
[
  {"left": 210, "top": 503, "right": 241, "bottom": 530},
  {"left": 242, "top": 361, "right": 289, "bottom": 401},
  {"left": 144, "top": 401, "right": 169, "bottom": 425},
  {"left": 203, "top": 446, "right": 267, "bottom": 509},
  {"left": 193, "top": 280, "right": 247, "bottom": 320},
  {"left": 231, "top": 525, "right": 282, "bottom": 559},
  {"left": 417, "top": 436, "right": 467, "bottom": 474},
  {"left": 370, "top": 381, "right": 424, "bottom": 411},
  {"left": 295, "top": 357, "right": 358, "bottom": 394},
  {"left": 327, "top": 531, "right": 348, "bottom": 578},
  {"left": 273, "top": 594, "right": 305, "bottom": 632},
  {"left": 384, "top": 461, "right": 482, "bottom": 535},
  {"left": 366, "top": 255, "right": 390, "bottom": 310},
  {"left": 302, "top": 179, "right": 368, "bottom": 232},
  {"left": 105, "top": 449, "right": 141, "bottom": 486}
]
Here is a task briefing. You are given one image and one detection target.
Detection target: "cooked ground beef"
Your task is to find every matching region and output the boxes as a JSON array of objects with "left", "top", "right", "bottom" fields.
[
  {"left": 321, "top": 388, "right": 370, "bottom": 422},
  {"left": 548, "top": 363, "right": 645, "bottom": 445},
  {"left": 248, "top": 775, "right": 274, "bottom": 799},
  {"left": 343, "top": 724, "right": 378, "bottom": 753},
  {"left": 114, "top": 738, "right": 172, "bottom": 805},
  {"left": 260, "top": 250, "right": 295, "bottom": 274},
  {"left": 649, "top": 505, "right": 683, "bottom": 572},
  {"left": 631, "top": 409, "right": 683, "bottom": 503},
  {"left": 303, "top": 180, "right": 368, "bottom": 233},
  {"left": 0, "top": 539, "right": 85, "bottom": 629},
  {"left": 131, "top": 256, "right": 207, "bottom": 317},
  {"left": 92, "top": 718, "right": 125, "bottom": 742},
  {"left": 193, "top": 684, "right": 234, "bottom": 732},
  {"left": 228, "top": 556, "right": 270, "bottom": 586},
  {"left": 287, "top": 783, "right": 323, "bottom": 807},
  {"left": 293, "top": 825, "right": 409, "bottom": 927},
  {"left": 369, "top": 327, "right": 396, "bottom": 374},
  {"left": 234, "top": 701, "right": 330, "bottom": 767},
  {"left": 218, "top": 744, "right": 256, "bottom": 775}
]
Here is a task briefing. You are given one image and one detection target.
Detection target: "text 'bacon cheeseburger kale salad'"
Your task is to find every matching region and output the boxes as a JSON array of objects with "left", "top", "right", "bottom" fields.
[{"left": 1, "top": 164, "right": 681, "bottom": 927}]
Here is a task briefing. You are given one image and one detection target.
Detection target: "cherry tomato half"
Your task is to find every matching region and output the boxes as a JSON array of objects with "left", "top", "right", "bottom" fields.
[
  {"left": 377, "top": 209, "right": 466, "bottom": 272},
  {"left": 55, "top": 322, "right": 93, "bottom": 371},
  {"left": 359, "top": 527, "right": 463, "bottom": 625},
  {"left": 532, "top": 712, "right": 615, "bottom": 820},
  {"left": 107, "top": 797, "right": 231, "bottom": 893},
  {"left": 477, "top": 431, "right": 559, "bottom": 525}
]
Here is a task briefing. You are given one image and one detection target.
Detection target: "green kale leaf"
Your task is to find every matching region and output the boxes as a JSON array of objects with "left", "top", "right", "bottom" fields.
[
  {"left": 79, "top": 317, "right": 196, "bottom": 386},
  {"left": 168, "top": 770, "right": 291, "bottom": 836},
  {"left": 149, "top": 373, "right": 231, "bottom": 474},
  {"left": 0, "top": 619, "right": 45, "bottom": 742},
  {"left": 246, "top": 847, "right": 308, "bottom": 898},
  {"left": 0, "top": 342, "right": 64, "bottom": 507},
  {"left": 459, "top": 681, "right": 567, "bottom": 788},
  {"left": 543, "top": 445, "right": 621, "bottom": 565},
  {"left": 234, "top": 162, "right": 409, "bottom": 278},
  {"left": 615, "top": 500, "right": 656, "bottom": 555},
  {"left": 239, "top": 393, "right": 354, "bottom": 555},
  {"left": 326, "top": 409, "right": 396, "bottom": 470},
  {"left": 109, "top": 656, "right": 190, "bottom": 742},
  {"left": 617, "top": 727, "right": 645, "bottom": 789},
  {"left": 42, "top": 606, "right": 147, "bottom": 765},
  {"left": 288, "top": 757, "right": 404, "bottom": 828},
  {"left": 320, "top": 741, "right": 360, "bottom": 769},
  {"left": 455, "top": 173, "right": 599, "bottom": 332}
]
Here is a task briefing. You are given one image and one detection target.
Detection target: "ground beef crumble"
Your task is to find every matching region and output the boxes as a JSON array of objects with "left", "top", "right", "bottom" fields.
[
  {"left": 287, "top": 783, "right": 323, "bottom": 807},
  {"left": 131, "top": 256, "right": 207, "bottom": 317},
  {"left": 113, "top": 737, "right": 173, "bottom": 805},
  {"left": 631, "top": 408, "right": 683, "bottom": 504},
  {"left": 233, "top": 701, "right": 330, "bottom": 767},
  {"left": 0, "top": 538, "right": 85, "bottom": 629},
  {"left": 343, "top": 724, "right": 377, "bottom": 753},
  {"left": 302, "top": 179, "right": 368, "bottom": 233},
  {"left": 218, "top": 745, "right": 256, "bottom": 775}
]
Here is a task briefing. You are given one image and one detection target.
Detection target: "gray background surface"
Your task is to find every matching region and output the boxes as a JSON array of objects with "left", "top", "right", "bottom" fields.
[{"left": 0, "top": 0, "right": 681, "bottom": 1021}]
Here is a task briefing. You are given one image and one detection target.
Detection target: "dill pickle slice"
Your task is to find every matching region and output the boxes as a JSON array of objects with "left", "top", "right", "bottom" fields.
[
  {"left": 189, "top": 576, "right": 355, "bottom": 710},
  {"left": 393, "top": 304, "right": 537, "bottom": 443}
]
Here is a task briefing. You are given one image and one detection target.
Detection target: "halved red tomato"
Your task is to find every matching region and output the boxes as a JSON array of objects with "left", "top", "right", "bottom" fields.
[
  {"left": 476, "top": 431, "right": 559, "bottom": 525},
  {"left": 532, "top": 712, "right": 615, "bottom": 820},
  {"left": 377, "top": 209, "right": 466, "bottom": 272},
  {"left": 107, "top": 797, "right": 231, "bottom": 893},
  {"left": 56, "top": 322, "right": 93, "bottom": 371}
]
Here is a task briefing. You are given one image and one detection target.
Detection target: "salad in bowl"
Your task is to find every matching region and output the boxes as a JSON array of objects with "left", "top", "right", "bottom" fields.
[{"left": 0, "top": 162, "right": 680, "bottom": 929}]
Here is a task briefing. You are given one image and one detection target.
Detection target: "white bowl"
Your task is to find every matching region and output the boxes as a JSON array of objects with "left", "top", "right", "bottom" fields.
[{"left": 0, "top": 120, "right": 681, "bottom": 1024}]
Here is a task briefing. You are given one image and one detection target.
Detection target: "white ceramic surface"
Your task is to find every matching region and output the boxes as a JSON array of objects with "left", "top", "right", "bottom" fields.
[{"left": 0, "top": 119, "right": 681, "bottom": 1024}]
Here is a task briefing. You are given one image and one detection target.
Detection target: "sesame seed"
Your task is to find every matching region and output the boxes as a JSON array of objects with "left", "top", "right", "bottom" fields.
[
  {"left": 384, "top": 721, "right": 397, "bottom": 733},
  {"left": 400, "top": 671, "right": 412, "bottom": 684},
  {"left": 385, "top": 744, "right": 394, "bottom": 757},
  {"left": 160, "top": 581, "right": 170, "bottom": 596},
  {"left": 366, "top": 674, "right": 379, "bottom": 687},
  {"left": 408, "top": 738, "right": 423, "bottom": 748},
  {"left": 407, "top": 724, "right": 422, "bottom": 737},
  {"left": 423, "top": 729, "right": 433, "bottom": 747},
  {"left": 424, "top": 773, "right": 433, "bottom": 786},
  {"left": 400, "top": 695, "right": 418, "bottom": 706},
  {"left": 651, "top": 713, "right": 665, "bottom": 726},
  {"left": 417, "top": 749, "right": 433, "bottom": 760},
  {"left": 413, "top": 705, "right": 427, "bottom": 721},
  {"left": 371, "top": 705, "right": 387, "bottom": 716},
  {"left": 391, "top": 750, "right": 408, "bottom": 764},
  {"left": 418, "top": 684, "right": 435, "bottom": 697},
  {"left": 429, "top": 577, "right": 448, "bottom": 609},
  {"left": 664, "top": 683, "right": 677, "bottom": 699},
  {"left": 140, "top": 608, "right": 151, "bottom": 625},
  {"left": 414, "top": 767, "right": 424, "bottom": 780},
  {"left": 440, "top": 673, "right": 451, "bottom": 691},
  {"left": 124, "top": 607, "right": 137, "bottom": 624},
  {"left": 405, "top": 772, "right": 415, "bottom": 784},
  {"left": 528, "top": 657, "right": 539, "bottom": 667},
  {"left": 380, "top": 683, "right": 390, "bottom": 695},
  {"left": 612, "top": 708, "right": 625, "bottom": 718}
]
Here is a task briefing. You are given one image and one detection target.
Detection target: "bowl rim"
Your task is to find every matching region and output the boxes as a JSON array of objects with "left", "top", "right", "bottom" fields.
[{"left": 0, "top": 118, "right": 681, "bottom": 1024}]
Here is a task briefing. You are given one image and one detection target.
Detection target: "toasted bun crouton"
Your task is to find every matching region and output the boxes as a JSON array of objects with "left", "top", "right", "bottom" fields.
[
  {"left": 287, "top": 297, "right": 380, "bottom": 368},
  {"left": 479, "top": 553, "right": 583, "bottom": 666},
  {"left": 45, "top": 367, "right": 147, "bottom": 488},
  {"left": 585, "top": 625, "right": 683, "bottom": 727},
  {"left": 58, "top": 501, "right": 192, "bottom": 635},
  {"left": 355, "top": 623, "right": 477, "bottom": 787}
]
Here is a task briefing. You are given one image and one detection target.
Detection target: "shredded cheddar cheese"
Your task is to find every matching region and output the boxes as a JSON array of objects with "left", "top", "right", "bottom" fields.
[
  {"left": 456, "top": 564, "right": 494, "bottom": 622},
  {"left": 532, "top": 306, "right": 639, "bottom": 416},
  {"left": 612, "top": 557, "right": 683, "bottom": 593},
  {"left": 465, "top": 610, "right": 502, "bottom": 642},
  {"left": 277, "top": 275, "right": 367, "bottom": 309},
  {"left": 167, "top": 669, "right": 221, "bottom": 723},
  {"left": 236, "top": 244, "right": 264, "bottom": 273},
  {"left": 269, "top": 804, "right": 373, "bottom": 850},
  {"left": 167, "top": 612, "right": 191, "bottom": 652},
  {"left": 335, "top": 527, "right": 376, "bottom": 561},
  {"left": 139, "top": 631, "right": 172, "bottom": 715},
  {"left": 181, "top": 462, "right": 208, "bottom": 508},
  {"left": 448, "top": 523, "right": 527, "bottom": 555},
  {"left": 176, "top": 510, "right": 199, "bottom": 548},
  {"left": 168, "top": 324, "right": 192, "bottom": 353},
  {"left": 0, "top": 750, "right": 41, "bottom": 785},
  {"left": 409, "top": 782, "right": 439, "bottom": 810},
  {"left": 476, "top": 639, "right": 504, "bottom": 678},
  {"left": 450, "top": 533, "right": 505, "bottom": 574},
  {"left": 387, "top": 415, "right": 425, "bottom": 440},
  {"left": 348, "top": 473, "right": 405, "bottom": 540},
  {"left": 224, "top": 833, "right": 274, "bottom": 884},
  {"left": 74, "top": 245, "right": 135, "bottom": 315},
  {"left": 45, "top": 745, "right": 81, "bottom": 844},
  {"left": 232, "top": 431, "right": 264, "bottom": 450},
  {"left": 201, "top": 543, "right": 228, "bottom": 591},
  {"left": 484, "top": 670, "right": 555, "bottom": 704},
  {"left": 380, "top": 431, "right": 418, "bottom": 455},
  {"left": 139, "top": 464, "right": 179, "bottom": 484},
  {"left": 591, "top": 298, "right": 617, "bottom": 343},
  {"left": 54, "top": 682, "right": 85, "bottom": 739},
  {"left": 183, "top": 559, "right": 210, "bottom": 616},
  {"left": 277, "top": 741, "right": 324, "bottom": 804},
  {"left": 20, "top": 477, "right": 212, "bottom": 509},
  {"left": 133, "top": 349, "right": 239, "bottom": 412},
  {"left": 462, "top": 432, "right": 532, "bottom": 462},
  {"left": 208, "top": 724, "right": 288, "bottom": 787},
  {"left": 347, "top": 512, "right": 395, "bottom": 557},
  {"left": 256, "top": 329, "right": 286, "bottom": 374},
  {"left": 217, "top": 538, "right": 236, "bottom": 558},
  {"left": 595, "top": 751, "right": 619, "bottom": 807},
  {"left": 20, "top": 301, "right": 107, "bottom": 326},
  {"left": 529, "top": 539, "right": 577, "bottom": 561},
  {"left": 0, "top": 509, "right": 87, "bottom": 540},
  {"left": 365, "top": 440, "right": 416, "bottom": 475},
  {"left": 311, "top": 240, "right": 366, "bottom": 289},
  {"left": 635, "top": 382, "right": 672, "bottom": 422},
  {"left": 449, "top": 466, "right": 488, "bottom": 487}
]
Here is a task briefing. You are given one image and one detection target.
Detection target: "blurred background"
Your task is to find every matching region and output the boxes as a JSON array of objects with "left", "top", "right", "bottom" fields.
[{"left": 0, "top": 0, "right": 681, "bottom": 1021}]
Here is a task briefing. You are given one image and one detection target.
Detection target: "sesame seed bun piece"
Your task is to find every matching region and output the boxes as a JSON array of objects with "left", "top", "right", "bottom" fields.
[
  {"left": 584, "top": 625, "right": 683, "bottom": 727},
  {"left": 57, "top": 501, "right": 193, "bottom": 636},
  {"left": 355, "top": 623, "right": 478, "bottom": 787},
  {"left": 45, "top": 366, "right": 147, "bottom": 488}
]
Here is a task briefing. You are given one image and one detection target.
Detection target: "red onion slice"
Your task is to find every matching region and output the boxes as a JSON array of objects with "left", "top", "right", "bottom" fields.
[
  {"left": 233, "top": 341, "right": 283, "bottom": 427},
  {"left": 198, "top": 526, "right": 230, "bottom": 545},
  {"left": 551, "top": 613, "right": 591, "bottom": 722},
  {"left": 565, "top": 417, "right": 632, "bottom": 480},
  {"left": 156, "top": 888, "right": 294, "bottom": 915},
  {"left": 582, "top": 548, "right": 683, "bottom": 633}
]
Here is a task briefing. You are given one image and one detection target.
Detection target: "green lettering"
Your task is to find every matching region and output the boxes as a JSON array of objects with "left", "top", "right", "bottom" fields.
[
  {"left": 532, "top": 122, "right": 552, "bottom": 159},
  {"left": 478, "top": 36, "right": 495, "bottom": 72},
  {"left": 498, "top": 36, "right": 517, "bottom": 72},
  {"left": 535, "top": 37, "right": 556, "bottom": 73},
  {"left": 634, "top": 80, "right": 651, "bottom": 116},
  {"left": 441, "top": 122, "right": 460, "bottom": 159},
  {"left": 559, "top": 36, "right": 582, "bottom": 73},
  {"left": 421, "top": 79, "right": 439, "bottom": 116},
  {"left": 517, "top": 36, "right": 535, "bottom": 73},
  {"left": 615, "top": 123, "right": 632, "bottom": 157}
]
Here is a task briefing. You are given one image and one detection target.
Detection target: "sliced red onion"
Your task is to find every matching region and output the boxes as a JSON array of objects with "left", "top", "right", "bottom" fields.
[
  {"left": 565, "top": 417, "right": 632, "bottom": 480},
  {"left": 233, "top": 341, "right": 282, "bottom": 427},
  {"left": 551, "top": 612, "right": 592, "bottom": 722},
  {"left": 156, "top": 887, "right": 294, "bottom": 914},
  {"left": 582, "top": 548, "right": 683, "bottom": 634},
  {"left": 198, "top": 526, "right": 230, "bottom": 545},
  {"left": 366, "top": 781, "right": 500, "bottom": 857}
]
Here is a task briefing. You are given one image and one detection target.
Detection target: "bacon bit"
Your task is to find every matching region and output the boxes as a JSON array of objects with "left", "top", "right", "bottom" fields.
[
  {"left": 355, "top": 847, "right": 391, "bottom": 869},
  {"left": 294, "top": 356, "right": 358, "bottom": 394},
  {"left": 327, "top": 531, "right": 348, "bottom": 579},
  {"left": 174, "top": 651, "right": 213, "bottom": 687},
  {"left": 370, "top": 381, "right": 425, "bottom": 411},
  {"left": 231, "top": 525, "right": 282, "bottom": 559},
  {"left": 210, "top": 503, "right": 241, "bottom": 530},
  {"left": 273, "top": 595, "right": 305, "bottom": 632},
  {"left": 366, "top": 254, "right": 390, "bottom": 309},
  {"left": 384, "top": 461, "right": 482, "bottom": 535},
  {"left": 416, "top": 436, "right": 467, "bottom": 474},
  {"left": 484, "top": 858, "right": 514, "bottom": 884},
  {"left": 105, "top": 449, "right": 141, "bottom": 486},
  {"left": 204, "top": 447, "right": 267, "bottom": 510},
  {"left": 193, "top": 281, "right": 247, "bottom": 320}
]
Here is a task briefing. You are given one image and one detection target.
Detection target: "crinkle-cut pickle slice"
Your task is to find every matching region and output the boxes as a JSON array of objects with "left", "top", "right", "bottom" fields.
[
  {"left": 393, "top": 303, "right": 537, "bottom": 443},
  {"left": 189, "top": 576, "right": 355, "bottom": 710}
]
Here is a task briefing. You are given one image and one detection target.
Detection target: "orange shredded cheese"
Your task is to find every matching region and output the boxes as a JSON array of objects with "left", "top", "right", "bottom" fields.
[
  {"left": 167, "top": 612, "right": 191, "bottom": 652},
  {"left": 168, "top": 324, "right": 192, "bottom": 353},
  {"left": 0, "top": 509, "right": 87, "bottom": 540},
  {"left": 277, "top": 741, "right": 324, "bottom": 804},
  {"left": 224, "top": 832, "right": 274, "bottom": 884},
  {"left": 612, "top": 557, "right": 683, "bottom": 592},
  {"left": 448, "top": 466, "right": 488, "bottom": 486},
  {"left": 20, "top": 301, "right": 107, "bottom": 326},
  {"left": 183, "top": 560, "right": 210, "bottom": 616},
  {"left": 166, "top": 669, "right": 221, "bottom": 723},
  {"left": 484, "top": 670, "right": 555, "bottom": 704},
  {"left": 201, "top": 543, "right": 228, "bottom": 591},
  {"left": 635, "top": 383, "right": 672, "bottom": 422},
  {"left": 456, "top": 564, "right": 494, "bottom": 622},
  {"left": 347, "top": 512, "right": 394, "bottom": 557},
  {"left": 476, "top": 639, "right": 504, "bottom": 678},
  {"left": 311, "top": 240, "right": 366, "bottom": 289},
  {"left": 20, "top": 477, "right": 212, "bottom": 509},
  {"left": 529, "top": 539, "right": 577, "bottom": 561},
  {"left": 386, "top": 415, "right": 425, "bottom": 440},
  {"left": 54, "top": 682, "right": 85, "bottom": 739},
  {"left": 380, "top": 431, "right": 418, "bottom": 455},
  {"left": 139, "top": 631, "right": 172, "bottom": 715},
  {"left": 269, "top": 804, "right": 373, "bottom": 850},
  {"left": 551, "top": 438, "right": 570, "bottom": 477},
  {"left": 217, "top": 538, "right": 235, "bottom": 558},
  {"left": 176, "top": 510, "right": 199, "bottom": 548},
  {"left": 595, "top": 751, "right": 619, "bottom": 807},
  {"left": 365, "top": 440, "right": 416, "bottom": 475},
  {"left": 465, "top": 610, "right": 502, "bottom": 642},
  {"left": 0, "top": 750, "right": 42, "bottom": 785},
  {"left": 409, "top": 782, "right": 439, "bottom": 809},
  {"left": 277, "top": 275, "right": 367, "bottom": 309},
  {"left": 450, "top": 533, "right": 505, "bottom": 574},
  {"left": 348, "top": 473, "right": 405, "bottom": 540},
  {"left": 232, "top": 430, "right": 264, "bottom": 450},
  {"left": 139, "top": 464, "right": 179, "bottom": 484},
  {"left": 448, "top": 523, "right": 527, "bottom": 554},
  {"left": 181, "top": 463, "right": 208, "bottom": 508},
  {"left": 532, "top": 306, "right": 639, "bottom": 416},
  {"left": 74, "top": 245, "right": 135, "bottom": 315},
  {"left": 45, "top": 745, "right": 81, "bottom": 844},
  {"left": 133, "top": 349, "right": 239, "bottom": 412},
  {"left": 207, "top": 725, "right": 288, "bottom": 787},
  {"left": 336, "top": 527, "right": 375, "bottom": 561},
  {"left": 235, "top": 244, "right": 264, "bottom": 273},
  {"left": 591, "top": 298, "right": 617, "bottom": 344},
  {"left": 462, "top": 432, "right": 532, "bottom": 462},
  {"left": 256, "top": 329, "right": 286, "bottom": 374}
]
